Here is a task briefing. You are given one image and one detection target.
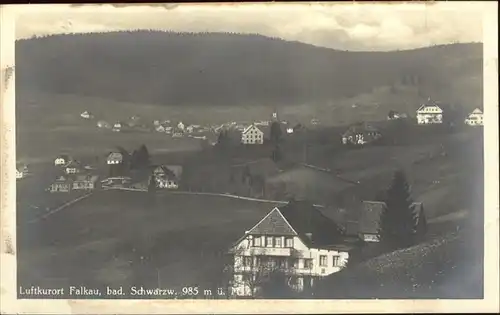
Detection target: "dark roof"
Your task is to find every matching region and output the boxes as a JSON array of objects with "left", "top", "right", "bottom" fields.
[
  {"left": 359, "top": 201, "right": 387, "bottom": 235},
  {"left": 247, "top": 207, "right": 297, "bottom": 236},
  {"left": 277, "top": 200, "right": 345, "bottom": 248}
]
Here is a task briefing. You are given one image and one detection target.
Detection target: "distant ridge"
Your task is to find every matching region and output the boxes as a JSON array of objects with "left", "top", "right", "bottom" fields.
[{"left": 16, "top": 31, "right": 483, "bottom": 110}]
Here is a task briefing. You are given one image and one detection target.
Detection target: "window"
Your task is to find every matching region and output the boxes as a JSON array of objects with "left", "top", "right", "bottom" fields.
[
  {"left": 266, "top": 236, "right": 274, "bottom": 247},
  {"left": 252, "top": 237, "right": 261, "bottom": 247},
  {"left": 319, "top": 255, "right": 328, "bottom": 267},
  {"left": 285, "top": 238, "right": 294, "bottom": 248},
  {"left": 274, "top": 237, "right": 282, "bottom": 248},
  {"left": 244, "top": 256, "right": 253, "bottom": 267},
  {"left": 304, "top": 259, "right": 313, "bottom": 269},
  {"left": 332, "top": 256, "right": 340, "bottom": 267},
  {"left": 255, "top": 256, "right": 262, "bottom": 267},
  {"left": 292, "top": 258, "right": 299, "bottom": 269}
]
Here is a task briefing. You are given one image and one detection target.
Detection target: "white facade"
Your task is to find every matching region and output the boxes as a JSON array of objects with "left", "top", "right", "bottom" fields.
[
  {"left": 177, "top": 121, "right": 185, "bottom": 131},
  {"left": 54, "top": 157, "right": 69, "bottom": 166},
  {"left": 241, "top": 125, "right": 264, "bottom": 145},
  {"left": 80, "top": 111, "right": 92, "bottom": 119},
  {"left": 286, "top": 128, "right": 294, "bottom": 134},
  {"left": 229, "top": 207, "right": 349, "bottom": 297},
  {"left": 107, "top": 152, "right": 123, "bottom": 165},
  {"left": 465, "top": 108, "right": 483, "bottom": 126},
  {"left": 112, "top": 123, "right": 122, "bottom": 132},
  {"left": 416, "top": 104, "right": 443, "bottom": 125}
]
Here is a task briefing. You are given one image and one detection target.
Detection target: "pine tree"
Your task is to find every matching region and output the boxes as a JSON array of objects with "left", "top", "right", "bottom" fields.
[
  {"left": 378, "top": 170, "right": 417, "bottom": 249},
  {"left": 270, "top": 121, "right": 283, "bottom": 145},
  {"left": 271, "top": 145, "right": 283, "bottom": 163}
]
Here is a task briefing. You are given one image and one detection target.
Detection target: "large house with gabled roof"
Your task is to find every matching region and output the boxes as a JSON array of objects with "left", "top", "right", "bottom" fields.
[
  {"left": 416, "top": 100, "right": 444, "bottom": 125},
  {"left": 241, "top": 124, "right": 264, "bottom": 145},
  {"left": 228, "top": 200, "right": 359, "bottom": 297},
  {"left": 464, "top": 107, "right": 484, "bottom": 126}
]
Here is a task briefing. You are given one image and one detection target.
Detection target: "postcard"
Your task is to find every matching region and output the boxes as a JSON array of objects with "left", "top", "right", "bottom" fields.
[{"left": 1, "top": 2, "right": 498, "bottom": 314}]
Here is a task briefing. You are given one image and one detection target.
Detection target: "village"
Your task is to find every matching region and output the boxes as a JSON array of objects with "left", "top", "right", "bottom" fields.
[{"left": 16, "top": 99, "right": 483, "bottom": 298}]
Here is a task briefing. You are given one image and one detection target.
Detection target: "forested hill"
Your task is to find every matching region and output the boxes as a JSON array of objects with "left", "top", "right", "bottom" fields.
[{"left": 16, "top": 31, "right": 483, "bottom": 109}]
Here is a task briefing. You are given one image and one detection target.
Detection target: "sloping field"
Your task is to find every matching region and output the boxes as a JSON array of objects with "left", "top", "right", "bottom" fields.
[
  {"left": 17, "top": 190, "right": 275, "bottom": 297},
  {"left": 313, "top": 227, "right": 483, "bottom": 299}
]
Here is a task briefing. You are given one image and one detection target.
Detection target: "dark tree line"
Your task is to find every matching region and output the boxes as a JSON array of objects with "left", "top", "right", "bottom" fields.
[{"left": 16, "top": 31, "right": 481, "bottom": 109}]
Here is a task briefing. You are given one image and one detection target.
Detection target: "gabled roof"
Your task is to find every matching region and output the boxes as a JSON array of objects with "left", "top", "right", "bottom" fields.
[
  {"left": 242, "top": 124, "right": 263, "bottom": 135},
  {"left": 107, "top": 152, "right": 123, "bottom": 160},
  {"left": 277, "top": 200, "right": 345, "bottom": 247},
  {"left": 359, "top": 201, "right": 387, "bottom": 235},
  {"left": 154, "top": 165, "right": 183, "bottom": 180},
  {"left": 246, "top": 207, "right": 298, "bottom": 236},
  {"left": 471, "top": 108, "right": 483, "bottom": 114},
  {"left": 416, "top": 103, "right": 443, "bottom": 112}
]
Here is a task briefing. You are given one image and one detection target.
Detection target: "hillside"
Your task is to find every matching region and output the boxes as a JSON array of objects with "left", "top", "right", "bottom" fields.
[{"left": 16, "top": 31, "right": 483, "bottom": 113}]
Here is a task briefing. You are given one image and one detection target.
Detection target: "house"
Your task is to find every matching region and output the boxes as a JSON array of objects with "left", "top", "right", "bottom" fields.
[
  {"left": 177, "top": 121, "right": 185, "bottom": 131},
  {"left": 464, "top": 108, "right": 484, "bottom": 126},
  {"left": 387, "top": 110, "right": 407, "bottom": 120},
  {"left": 80, "top": 111, "right": 93, "bottom": 119},
  {"left": 97, "top": 120, "right": 111, "bottom": 129},
  {"left": 228, "top": 200, "right": 357, "bottom": 297},
  {"left": 49, "top": 176, "right": 73, "bottom": 193},
  {"left": 155, "top": 125, "right": 166, "bottom": 133},
  {"left": 54, "top": 155, "right": 71, "bottom": 166},
  {"left": 341, "top": 123, "right": 382, "bottom": 146},
  {"left": 72, "top": 175, "right": 100, "bottom": 191},
  {"left": 416, "top": 101, "right": 443, "bottom": 125},
  {"left": 65, "top": 161, "right": 82, "bottom": 174},
  {"left": 355, "top": 201, "right": 428, "bottom": 243},
  {"left": 107, "top": 152, "right": 124, "bottom": 165},
  {"left": 186, "top": 125, "right": 195, "bottom": 133},
  {"left": 152, "top": 165, "right": 183, "bottom": 189},
  {"left": 286, "top": 128, "right": 294, "bottom": 134},
  {"left": 172, "top": 128, "right": 184, "bottom": 138},
  {"left": 16, "top": 164, "right": 28, "bottom": 179},
  {"left": 112, "top": 122, "right": 122, "bottom": 132},
  {"left": 241, "top": 124, "right": 264, "bottom": 145}
]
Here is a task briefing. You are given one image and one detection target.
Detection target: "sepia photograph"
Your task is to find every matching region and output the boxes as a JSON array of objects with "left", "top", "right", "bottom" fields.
[{"left": 1, "top": 1, "right": 498, "bottom": 314}]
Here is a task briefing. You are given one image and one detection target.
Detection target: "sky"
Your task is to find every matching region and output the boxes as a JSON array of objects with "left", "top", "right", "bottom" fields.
[{"left": 12, "top": 2, "right": 485, "bottom": 51}]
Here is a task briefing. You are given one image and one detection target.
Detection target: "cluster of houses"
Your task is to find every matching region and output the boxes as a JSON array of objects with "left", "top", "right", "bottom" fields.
[
  {"left": 47, "top": 150, "right": 185, "bottom": 193},
  {"left": 48, "top": 155, "right": 100, "bottom": 193},
  {"left": 227, "top": 198, "right": 428, "bottom": 296},
  {"left": 415, "top": 100, "right": 483, "bottom": 126}
]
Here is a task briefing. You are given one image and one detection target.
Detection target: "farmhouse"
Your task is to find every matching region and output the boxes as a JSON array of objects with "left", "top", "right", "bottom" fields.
[
  {"left": 464, "top": 108, "right": 483, "bottom": 126},
  {"left": 341, "top": 123, "right": 382, "bottom": 146},
  {"left": 241, "top": 124, "right": 264, "bottom": 145},
  {"left": 416, "top": 102, "right": 443, "bottom": 125},
  {"left": 107, "top": 152, "right": 124, "bottom": 165},
  {"left": 97, "top": 120, "right": 111, "bottom": 129},
  {"left": 65, "top": 161, "right": 82, "bottom": 174},
  {"left": 16, "top": 164, "right": 28, "bottom": 179},
  {"left": 80, "top": 111, "right": 93, "bottom": 119},
  {"left": 229, "top": 200, "right": 357, "bottom": 297},
  {"left": 152, "top": 165, "right": 183, "bottom": 189},
  {"left": 54, "top": 155, "right": 71, "bottom": 166},
  {"left": 112, "top": 122, "right": 122, "bottom": 132},
  {"left": 49, "top": 176, "right": 73, "bottom": 193},
  {"left": 73, "top": 175, "right": 100, "bottom": 190},
  {"left": 353, "top": 201, "right": 428, "bottom": 243}
]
